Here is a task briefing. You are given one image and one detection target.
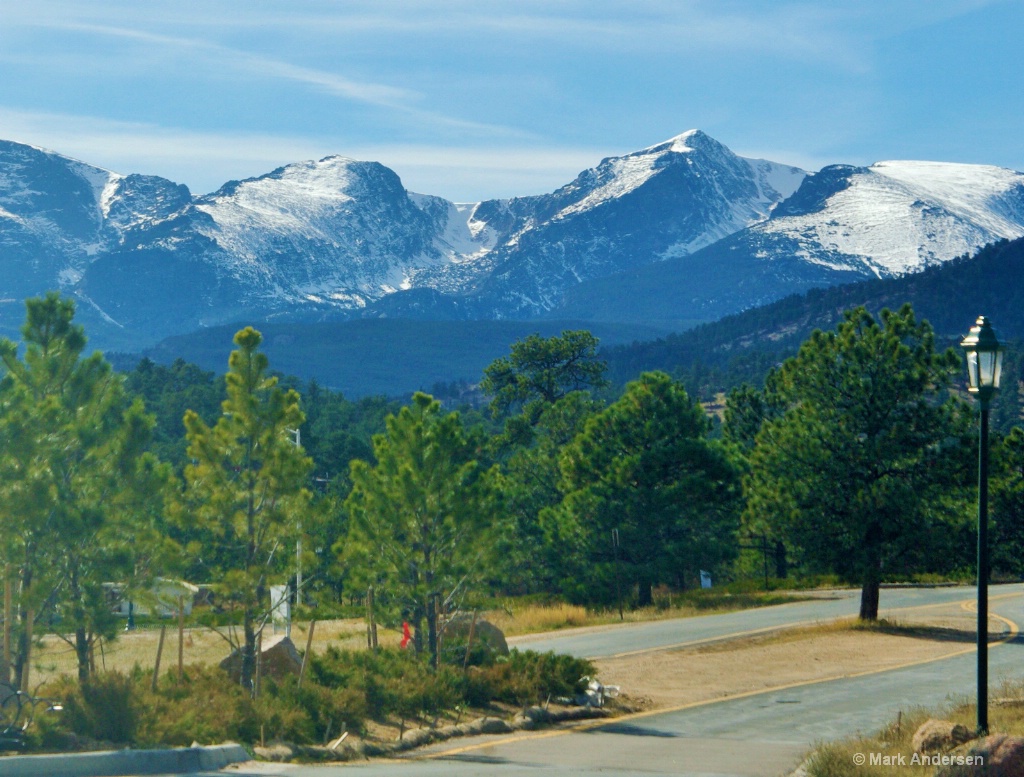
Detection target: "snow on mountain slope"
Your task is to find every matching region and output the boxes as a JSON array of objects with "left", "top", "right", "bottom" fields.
[
  {"left": 433, "top": 130, "right": 808, "bottom": 318},
  {"left": 5, "top": 131, "right": 1024, "bottom": 353},
  {"left": 190, "top": 157, "right": 475, "bottom": 306},
  {"left": 762, "top": 160, "right": 1024, "bottom": 276}
]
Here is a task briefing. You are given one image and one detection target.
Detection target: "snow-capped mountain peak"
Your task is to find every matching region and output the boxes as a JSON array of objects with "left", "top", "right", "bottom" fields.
[
  {"left": 2, "top": 131, "right": 1022, "bottom": 352},
  {"left": 762, "top": 159, "right": 1024, "bottom": 276}
]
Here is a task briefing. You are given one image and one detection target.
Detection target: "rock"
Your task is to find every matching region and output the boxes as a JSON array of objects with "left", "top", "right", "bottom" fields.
[
  {"left": 912, "top": 718, "right": 974, "bottom": 753},
  {"left": 513, "top": 706, "right": 553, "bottom": 730},
  {"left": 441, "top": 614, "right": 509, "bottom": 656},
  {"left": 436, "top": 724, "right": 460, "bottom": 739},
  {"left": 478, "top": 716, "right": 513, "bottom": 734},
  {"left": 399, "top": 728, "right": 436, "bottom": 748},
  {"left": 219, "top": 635, "right": 302, "bottom": 683},
  {"left": 937, "top": 733, "right": 1024, "bottom": 777},
  {"left": 253, "top": 743, "right": 295, "bottom": 762}
]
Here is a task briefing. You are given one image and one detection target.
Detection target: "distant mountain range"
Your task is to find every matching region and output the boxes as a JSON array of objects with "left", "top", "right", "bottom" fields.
[
  {"left": 123, "top": 236, "right": 1024, "bottom": 401},
  {"left": 3, "top": 131, "right": 1022, "bottom": 357}
]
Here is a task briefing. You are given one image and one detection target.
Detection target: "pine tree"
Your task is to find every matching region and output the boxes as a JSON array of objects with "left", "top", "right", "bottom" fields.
[
  {"left": 0, "top": 293, "right": 170, "bottom": 683},
  {"left": 344, "top": 393, "right": 495, "bottom": 666},
  {"left": 179, "top": 327, "right": 311, "bottom": 691},
  {"left": 481, "top": 330, "right": 608, "bottom": 423},
  {"left": 546, "top": 372, "right": 741, "bottom": 606},
  {"left": 744, "top": 305, "right": 972, "bottom": 620}
]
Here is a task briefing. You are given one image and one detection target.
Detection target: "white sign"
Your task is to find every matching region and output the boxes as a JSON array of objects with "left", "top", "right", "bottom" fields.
[
  {"left": 270, "top": 584, "right": 291, "bottom": 635},
  {"left": 700, "top": 570, "right": 712, "bottom": 589}
]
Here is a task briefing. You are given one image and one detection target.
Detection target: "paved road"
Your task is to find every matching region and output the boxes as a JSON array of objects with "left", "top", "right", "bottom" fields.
[
  {"left": 510, "top": 584, "right": 1009, "bottom": 658},
  {"left": 176, "top": 585, "right": 1024, "bottom": 777}
]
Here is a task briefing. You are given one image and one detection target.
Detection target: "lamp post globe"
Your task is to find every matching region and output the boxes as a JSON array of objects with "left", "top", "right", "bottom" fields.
[
  {"left": 962, "top": 316, "right": 1004, "bottom": 407},
  {"left": 961, "top": 315, "right": 1003, "bottom": 736}
]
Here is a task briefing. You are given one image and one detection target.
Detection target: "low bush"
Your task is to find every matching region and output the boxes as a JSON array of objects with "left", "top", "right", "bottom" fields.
[
  {"left": 479, "top": 650, "right": 594, "bottom": 707},
  {"left": 35, "top": 645, "right": 596, "bottom": 750}
]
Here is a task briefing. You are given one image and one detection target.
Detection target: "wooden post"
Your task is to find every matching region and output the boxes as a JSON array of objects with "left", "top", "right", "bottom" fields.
[
  {"left": 254, "top": 632, "right": 262, "bottom": 699},
  {"left": 366, "top": 586, "right": 378, "bottom": 650},
  {"left": 366, "top": 587, "right": 372, "bottom": 649},
  {"left": 20, "top": 609, "right": 33, "bottom": 693},
  {"left": 151, "top": 625, "right": 167, "bottom": 692},
  {"left": 3, "top": 569, "right": 11, "bottom": 683},
  {"left": 177, "top": 596, "right": 185, "bottom": 684},
  {"left": 298, "top": 620, "right": 316, "bottom": 689}
]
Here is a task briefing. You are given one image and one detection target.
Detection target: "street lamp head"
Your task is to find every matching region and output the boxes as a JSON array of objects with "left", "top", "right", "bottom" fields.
[{"left": 961, "top": 316, "right": 1003, "bottom": 404}]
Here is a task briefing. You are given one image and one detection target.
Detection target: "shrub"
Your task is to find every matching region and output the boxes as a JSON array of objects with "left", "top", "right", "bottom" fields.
[
  {"left": 58, "top": 672, "right": 138, "bottom": 745},
  {"left": 481, "top": 650, "right": 594, "bottom": 707}
]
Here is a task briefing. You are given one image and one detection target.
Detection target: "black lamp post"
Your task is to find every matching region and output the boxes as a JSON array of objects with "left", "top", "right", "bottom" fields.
[{"left": 961, "top": 315, "right": 1004, "bottom": 735}]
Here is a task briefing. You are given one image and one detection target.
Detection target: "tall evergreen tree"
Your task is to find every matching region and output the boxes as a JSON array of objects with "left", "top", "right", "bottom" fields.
[
  {"left": 481, "top": 330, "right": 608, "bottom": 424},
  {"left": 344, "top": 393, "right": 495, "bottom": 666},
  {"left": 0, "top": 293, "right": 171, "bottom": 683},
  {"left": 990, "top": 427, "right": 1024, "bottom": 578},
  {"left": 744, "top": 305, "right": 972, "bottom": 620},
  {"left": 178, "top": 327, "right": 312, "bottom": 691},
  {"left": 546, "top": 372, "right": 741, "bottom": 606},
  {"left": 493, "top": 392, "right": 602, "bottom": 594}
]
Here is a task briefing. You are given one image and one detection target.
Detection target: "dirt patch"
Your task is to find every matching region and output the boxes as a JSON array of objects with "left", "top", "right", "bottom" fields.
[{"left": 593, "top": 607, "right": 1003, "bottom": 712}]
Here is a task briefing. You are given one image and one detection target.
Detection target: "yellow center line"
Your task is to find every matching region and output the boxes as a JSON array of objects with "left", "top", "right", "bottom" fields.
[{"left": 420, "top": 593, "right": 1022, "bottom": 761}]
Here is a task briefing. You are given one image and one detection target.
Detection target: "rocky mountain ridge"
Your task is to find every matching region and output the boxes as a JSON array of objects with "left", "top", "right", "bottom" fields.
[{"left": 0, "top": 131, "right": 1021, "bottom": 351}]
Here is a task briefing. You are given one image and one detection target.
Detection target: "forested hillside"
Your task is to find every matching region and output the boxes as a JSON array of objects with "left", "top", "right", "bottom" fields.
[{"left": 603, "top": 237, "right": 1024, "bottom": 430}]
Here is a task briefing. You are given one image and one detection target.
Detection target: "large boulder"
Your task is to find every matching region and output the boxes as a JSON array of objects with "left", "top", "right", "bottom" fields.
[
  {"left": 937, "top": 733, "right": 1024, "bottom": 777},
  {"left": 912, "top": 718, "right": 974, "bottom": 753},
  {"left": 441, "top": 614, "right": 509, "bottom": 656},
  {"left": 220, "top": 634, "right": 302, "bottom": 682}
]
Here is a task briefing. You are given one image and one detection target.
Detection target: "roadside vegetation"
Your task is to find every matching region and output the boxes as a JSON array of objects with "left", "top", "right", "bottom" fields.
[
  {"left": 801, "top": 678, "right": 1024, "bottom": 777},
  {"left": 26, "top": 646, "right": 594, "bottom": 753},
  {"left": 0, "top": 292, "right": 1020, "bottom": 755}
]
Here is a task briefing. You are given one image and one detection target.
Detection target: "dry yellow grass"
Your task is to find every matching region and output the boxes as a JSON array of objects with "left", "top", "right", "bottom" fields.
[
  {"left": 27, "top": 617, "right": 377, "bottom": 687},
  {"left": 481, "top": 595, "right": 800, "bottom": 637},
  {"left": 23, "top": 592, "right": 800, "bottom": 686},
  {"left": 485, "top": 602, "right": 593, "bottom": 636}
]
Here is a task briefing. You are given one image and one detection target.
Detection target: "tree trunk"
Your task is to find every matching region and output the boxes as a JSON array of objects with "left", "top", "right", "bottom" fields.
[
  {"left": 70, "top": 567, "right": 90, "bottom": 682},
  {"left": 427, "top": 594, "right": 438, "bottom": 669},
  {"left": 637, "top": 575, "right": 653, "bottom": 607},
  {"left": 241, "top": 613, "right": 257, "bottom": 692},
  {"left": 12, "top": 563, "right": 33, "bottom": 690},
  {"left": 859, "top": 524, "right": 883, "bottom": 621},
  {"left": 75, "top": 627, "right": 90, "bottom": 684},
  {"left": 774, "top": 540, "right": 788, "bottom": 579},
  {"left": 859, "top": 577, "right": 880, "bottom": 621}
]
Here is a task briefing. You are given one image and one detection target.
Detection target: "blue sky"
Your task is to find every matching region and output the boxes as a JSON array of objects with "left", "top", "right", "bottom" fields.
[{"left": 0, "top": 0, "right": 1021, "bottom": 201}]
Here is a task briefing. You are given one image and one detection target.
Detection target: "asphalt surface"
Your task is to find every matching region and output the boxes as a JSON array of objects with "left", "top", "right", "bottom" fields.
[
  {"left": 508, "top": 584, "right": 991, "bottom": 658},
  {"left": 31, "top": 584, "right": 1024, "bottom": 777}
]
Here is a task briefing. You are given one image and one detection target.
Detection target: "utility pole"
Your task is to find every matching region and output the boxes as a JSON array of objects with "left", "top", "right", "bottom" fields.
[
  {"left": 612, "top": 528, "right": 623, "bottom": 621},
  {"left": 287, "top": 427, "right": 303, "bottom": 604}
]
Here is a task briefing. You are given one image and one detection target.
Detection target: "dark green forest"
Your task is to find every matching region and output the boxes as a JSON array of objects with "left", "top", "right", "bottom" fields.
[{"left": 2, "top": 258, "right": 1022, "bottom": 708}]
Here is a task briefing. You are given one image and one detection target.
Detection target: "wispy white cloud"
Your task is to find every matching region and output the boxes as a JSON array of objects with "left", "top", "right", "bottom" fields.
[
  {"left": 43, "top": 22, "right": 417, "bottom": 107},
  {"left": 0, "top": 107, "right": 598, "bottom": 200},
  {"left": 6, "top": 15, "right": 529, "bottom": 139}
]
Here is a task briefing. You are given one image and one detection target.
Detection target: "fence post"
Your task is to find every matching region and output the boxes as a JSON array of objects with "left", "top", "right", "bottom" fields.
[
  {"left": 20, "top": 609, "right": 33, "bottom": 693},
  {"left": 177, "top": 595, "right": 185, "bottom": 684},
  {"left": 151, "top": 625, "right": 167, "bottom": 693},
  {"left": 298, "top": 620, "right": 316, "bottom": 689},
  {"left": 3, "top": 568, "right": 10, "bottom": 684}
]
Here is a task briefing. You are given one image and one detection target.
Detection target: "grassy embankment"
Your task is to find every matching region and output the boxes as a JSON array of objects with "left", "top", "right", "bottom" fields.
[{"left": 803, "top": 681, "right": 1024, "bottom": 777}]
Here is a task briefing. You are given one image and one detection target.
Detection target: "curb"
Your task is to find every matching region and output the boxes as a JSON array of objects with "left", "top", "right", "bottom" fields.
[
  {"left": 0, "top": 742, "right": 249, "bottom": 776},
  {"left": 253, "top": 706, "right": 612, "bottom": 763}
]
